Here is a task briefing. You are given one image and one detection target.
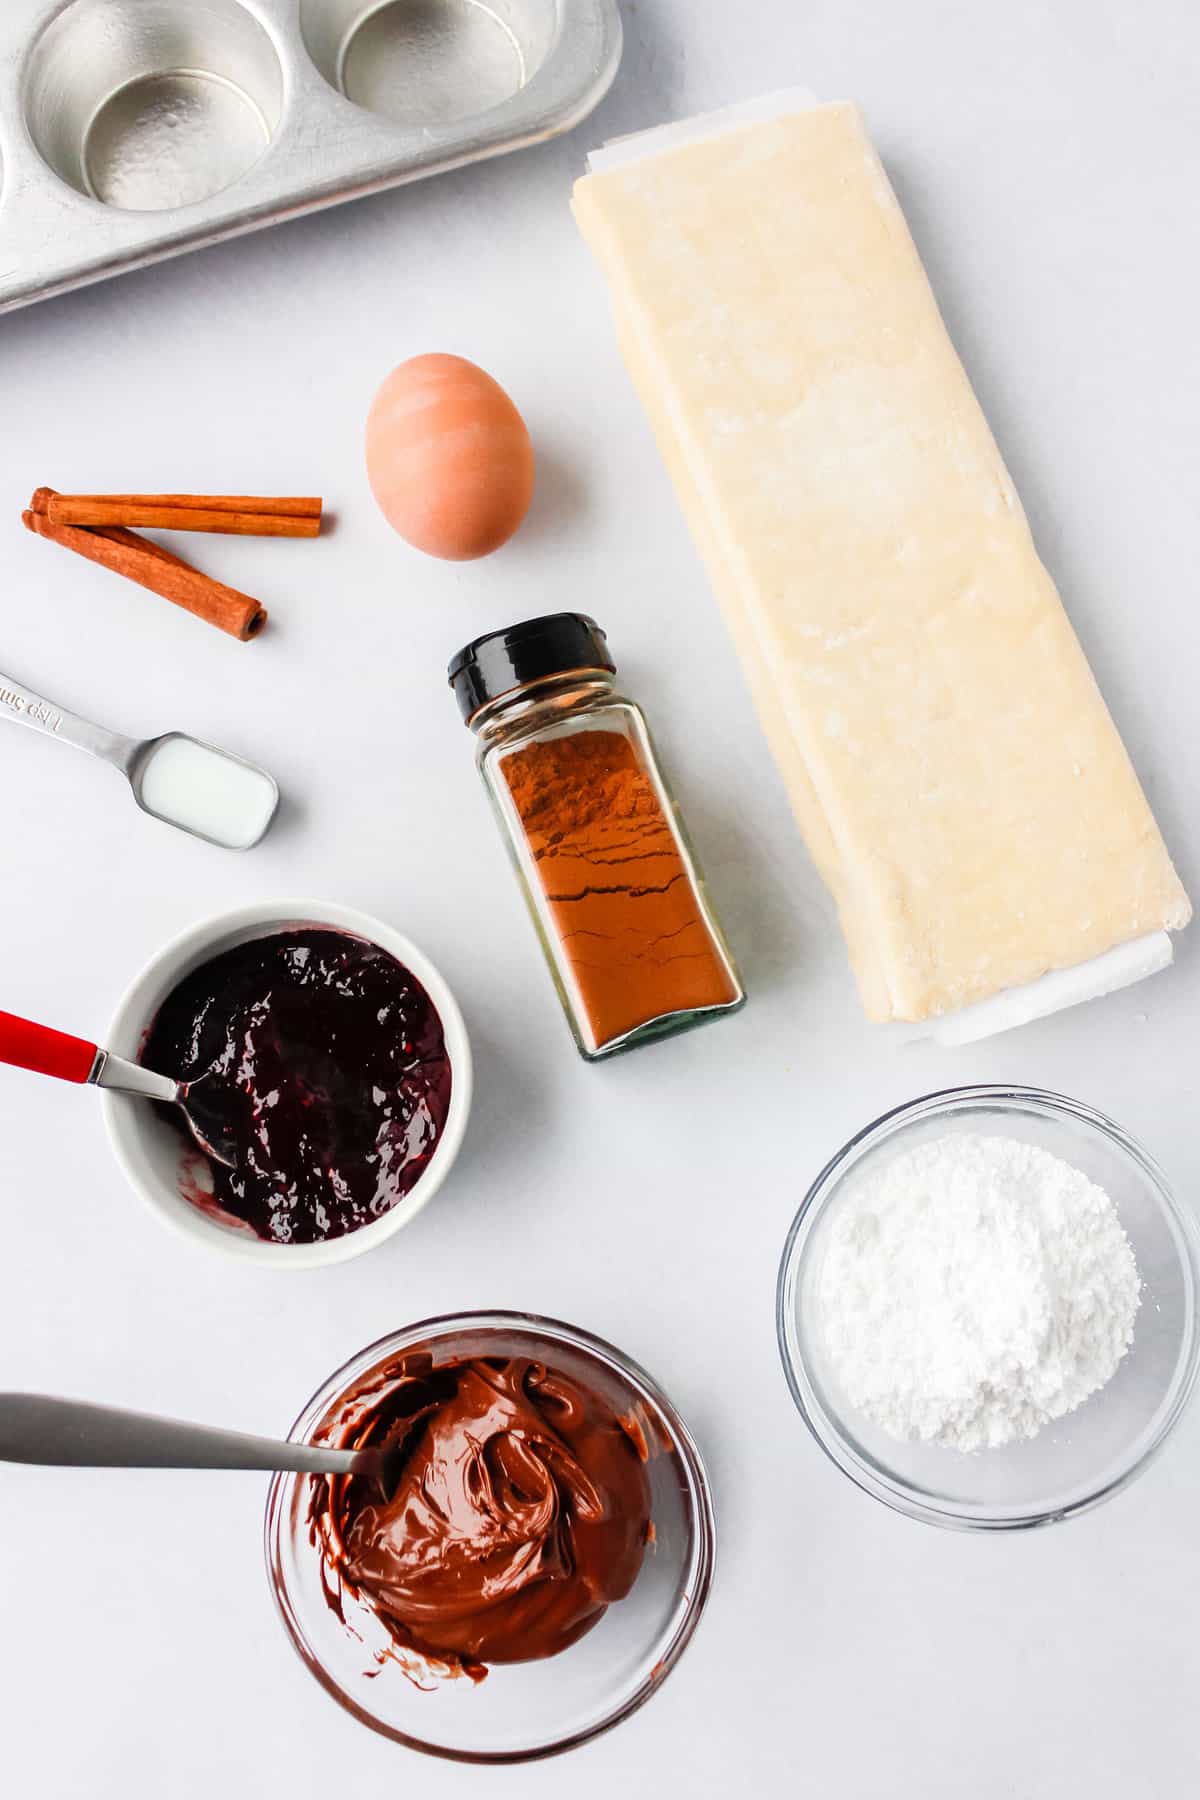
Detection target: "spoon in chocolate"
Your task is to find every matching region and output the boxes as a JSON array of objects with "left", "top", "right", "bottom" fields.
[
  {"left": 0, "top": 1008, "right": 239, "bottom": 1168},
  {"left": 0, "top": 1394, "right": 402, "bottom": 1496}
]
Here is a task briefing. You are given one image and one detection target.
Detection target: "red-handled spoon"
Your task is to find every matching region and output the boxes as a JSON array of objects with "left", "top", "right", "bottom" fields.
[{"left": 0, "top": 1009, "right": 236, "bottom": 1167}]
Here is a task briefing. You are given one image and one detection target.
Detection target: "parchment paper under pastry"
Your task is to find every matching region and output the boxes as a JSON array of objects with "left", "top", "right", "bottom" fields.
[{"left": 572, "top": 95, "right": 1190, "bottom": 1026}]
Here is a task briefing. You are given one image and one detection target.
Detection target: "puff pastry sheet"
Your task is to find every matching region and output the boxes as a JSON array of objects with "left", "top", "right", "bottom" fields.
[{"left": 573, "top": 98, "right": 1190, "bottom": 1022}]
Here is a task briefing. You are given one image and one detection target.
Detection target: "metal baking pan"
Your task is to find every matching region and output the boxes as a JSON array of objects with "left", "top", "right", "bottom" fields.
[{"left": 0, "top": 0, "right": 622, "bottom": 314}]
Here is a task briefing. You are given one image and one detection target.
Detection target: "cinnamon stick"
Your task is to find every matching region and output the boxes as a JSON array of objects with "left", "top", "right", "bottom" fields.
[
  {"left": 23, "top": 505, "right": 267, "bottom": 641},
  {"left": 31, "top": 487, "right": 194, "bottom": 570},
  {"left": 52, "top": 493, "right": 321, "bottom": 518},
  {"left": 45, "top": 493, "right": 321, "bottom": 538}
]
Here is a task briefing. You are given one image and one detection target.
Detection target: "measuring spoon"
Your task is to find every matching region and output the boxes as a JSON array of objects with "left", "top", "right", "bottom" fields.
[{"left": 0, "top": 666, "right": 278, "bottom": 850}]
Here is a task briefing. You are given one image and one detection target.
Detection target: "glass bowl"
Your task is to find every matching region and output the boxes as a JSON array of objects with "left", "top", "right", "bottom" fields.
[
  {"left": 777, "top": 1086, "right": 1200, "bottom": 1530},
  {"left": 265, "top": 1312, "right": 715, "bottom": 1761}
]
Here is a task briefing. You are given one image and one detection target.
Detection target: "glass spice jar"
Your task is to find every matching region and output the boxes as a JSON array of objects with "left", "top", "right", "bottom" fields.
[{"left": 449, "top": 613, "right": 745, "bottom": 1060}]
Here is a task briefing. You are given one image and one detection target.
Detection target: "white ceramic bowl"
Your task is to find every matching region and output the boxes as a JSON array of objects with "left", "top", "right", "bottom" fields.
[{"left": 102, "top": 899, "right": 472, "bottom": 1268}]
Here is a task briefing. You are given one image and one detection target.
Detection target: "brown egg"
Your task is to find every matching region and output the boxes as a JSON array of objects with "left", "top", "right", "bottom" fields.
[{"left": 365, "top": 353, "right": 535, "bottom": 560}]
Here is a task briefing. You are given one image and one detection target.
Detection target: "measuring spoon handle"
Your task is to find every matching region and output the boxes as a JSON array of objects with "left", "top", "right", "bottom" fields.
[
  {"left": 0, "top": 1394, "right": 357, "bottom": 1477},
  {"left": 0, "top": 667, "right": 138, "bottom": 772}
]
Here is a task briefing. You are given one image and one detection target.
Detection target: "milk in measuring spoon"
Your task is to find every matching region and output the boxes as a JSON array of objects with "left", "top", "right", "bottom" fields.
[{"left": 137, "top": 736, "right": 277, "bottom": 849}]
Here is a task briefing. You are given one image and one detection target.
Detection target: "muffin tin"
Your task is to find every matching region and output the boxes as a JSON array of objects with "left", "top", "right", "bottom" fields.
[{"left": 0, "top": 0, "right": 622, "bottom": 312}]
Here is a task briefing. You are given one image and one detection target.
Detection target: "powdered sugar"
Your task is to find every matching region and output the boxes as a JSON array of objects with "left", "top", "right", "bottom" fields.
[{"left": 817, "top": 1134, "right": 1141, "bottom": 1451}]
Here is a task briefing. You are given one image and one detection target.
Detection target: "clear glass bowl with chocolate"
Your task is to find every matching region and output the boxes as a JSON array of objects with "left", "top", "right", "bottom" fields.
[{"left": 265, "top": 1312, "right": 715, "bottom": 1762}]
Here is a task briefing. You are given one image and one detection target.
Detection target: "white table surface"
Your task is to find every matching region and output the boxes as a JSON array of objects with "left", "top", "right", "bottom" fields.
[{"left": 2, "top": 1, "right": 1198, "bottom": 1793}]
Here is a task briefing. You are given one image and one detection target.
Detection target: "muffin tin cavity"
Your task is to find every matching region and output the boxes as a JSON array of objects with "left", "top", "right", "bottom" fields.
[
  {"left": 24, "top": 0, "right": 283, "bottom": 209},
  {"left": 299, "top": 0, "right": 556, "bottom": 127}
]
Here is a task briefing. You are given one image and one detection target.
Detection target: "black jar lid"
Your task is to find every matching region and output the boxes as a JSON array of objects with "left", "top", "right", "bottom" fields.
[{"left": 448, "top": 613, "right": 615, "bottom": 722}]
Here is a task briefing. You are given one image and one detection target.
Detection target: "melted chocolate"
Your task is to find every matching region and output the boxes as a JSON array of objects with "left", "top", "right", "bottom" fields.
[
  {"left": 141, "top": 929, "right": 451, "bottom": 1245},
  {"left": 310, "top": 1350, "right": 652, "bottom": 1679}
]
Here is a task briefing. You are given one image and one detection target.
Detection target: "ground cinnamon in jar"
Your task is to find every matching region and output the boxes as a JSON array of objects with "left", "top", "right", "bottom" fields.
[
  {"left": 450, "top": 612, "right": 744, "bottom": 1059},
  {"left": 500, "top": 729, "right": 740, "bottom": 1048}
]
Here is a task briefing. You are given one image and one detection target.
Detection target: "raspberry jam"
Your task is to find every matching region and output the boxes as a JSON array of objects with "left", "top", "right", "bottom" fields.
[{"left": 141, "top": 928, "right": 452, "bottom": 1244}]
